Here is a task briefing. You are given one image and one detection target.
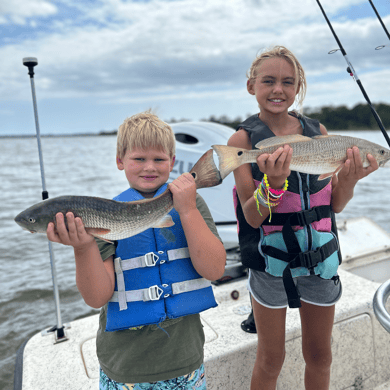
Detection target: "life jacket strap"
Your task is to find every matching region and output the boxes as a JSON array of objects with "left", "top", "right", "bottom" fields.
[
  {"left": 113, "top": 248, "right": 190, "bottom": 310},
  {"left": 262, "top": 235, "right": 339, "bottom": 309},
  {"left": 261, "top": 205, "right": 331, "bottom": 227},
  {"left": 262, "top": 237, "right": 338, "bottom": 268},
  {"left": 109, "top": 278, "right": 212, "bottom": 309},
  {"left": 114, "top": 247, "right": 190, "bottom": 271}
]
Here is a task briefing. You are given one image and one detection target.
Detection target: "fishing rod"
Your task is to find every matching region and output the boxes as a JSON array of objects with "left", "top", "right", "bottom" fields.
[
  {"left": 368, "top": 0, "right": 390, "bottom": 50},
  {"left": 315, "top": 0, "right": 390, "bottom": 148},
  {"left": 23, "top": 57, "right": 67, "bottom": 343}
]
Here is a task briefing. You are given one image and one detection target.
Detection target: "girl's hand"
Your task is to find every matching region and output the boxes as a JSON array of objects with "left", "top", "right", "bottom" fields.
[
  {"left": 46, "top": 212, "right": 95, "bottom": 250},
  {"left": 168, "top": 173, "right": 197, "bottom": 216},
  {"left": 256, "top": 144, "right": 293, "bottom": 188},
  {"left": 337, "top": 146, "right": 379, "bottom": 186}
]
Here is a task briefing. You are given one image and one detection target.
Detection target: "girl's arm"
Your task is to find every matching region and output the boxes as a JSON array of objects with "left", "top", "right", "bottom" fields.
[
  {"left": 228, "top": 129, "right": 292, "bottom": 228},
  {"left": 168, "top": 173, "right": 226, "bottom": 281},
  {"left": 47, "top": 212, "right": 115, "bottom": 308}
]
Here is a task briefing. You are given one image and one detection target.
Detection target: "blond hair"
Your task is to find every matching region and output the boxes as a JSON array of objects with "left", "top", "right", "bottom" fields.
[
  {"left": 247, "top": 45, "right": 307, "bottom": 113},
  {"left": 116, "top": 111, "right": 176, "bottom": 160}
]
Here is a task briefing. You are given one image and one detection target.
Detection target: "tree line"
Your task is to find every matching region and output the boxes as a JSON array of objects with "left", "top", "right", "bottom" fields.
[
  {"left": 99, "top": 103, "right": 390, "bottom": 135},
  {"left": 198, "top": 103, "right": 390, "bottom": 131}
]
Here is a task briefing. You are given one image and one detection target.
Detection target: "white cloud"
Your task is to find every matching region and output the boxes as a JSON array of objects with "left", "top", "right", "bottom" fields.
[
  {"left": 0, "top": 0, "right": 57, "bottom": 24},
  {"left": 1, "top": 0, "right": 389, "bottom": 112}
]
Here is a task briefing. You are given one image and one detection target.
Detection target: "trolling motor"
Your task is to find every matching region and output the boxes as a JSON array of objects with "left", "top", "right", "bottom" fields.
[{"left": 22, "top": 57, "right": 68, "bottom": 343}]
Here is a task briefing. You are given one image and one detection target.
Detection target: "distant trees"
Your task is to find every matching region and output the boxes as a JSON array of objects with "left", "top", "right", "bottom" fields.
[
  {"left": 198, "top": 103, "right": 390, "bottom": 131},
  {"left": 304, "top": 103, "right": 390, "bottom": 130},
  {"left": 98, "top": 103, "right": 390, "bottom": 135}
]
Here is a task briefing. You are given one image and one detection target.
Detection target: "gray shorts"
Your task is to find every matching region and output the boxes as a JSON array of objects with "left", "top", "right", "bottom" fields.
[{"left": 248, "top": 269, "right": 342, "bottom": 309}]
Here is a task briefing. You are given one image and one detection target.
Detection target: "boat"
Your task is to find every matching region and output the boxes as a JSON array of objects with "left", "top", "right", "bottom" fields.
[{"left": 13, "top": 121, "right": 390, "bottom": 390}]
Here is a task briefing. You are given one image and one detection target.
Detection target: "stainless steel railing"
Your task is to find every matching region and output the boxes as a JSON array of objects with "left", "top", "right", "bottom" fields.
[{"left": 373, "top": 279, "right": 390, "bottom": 333}]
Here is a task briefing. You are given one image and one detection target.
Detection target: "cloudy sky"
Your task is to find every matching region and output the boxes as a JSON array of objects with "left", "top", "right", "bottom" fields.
[{"left": 1, "top": 0, "right": 390, "bottom": 136}]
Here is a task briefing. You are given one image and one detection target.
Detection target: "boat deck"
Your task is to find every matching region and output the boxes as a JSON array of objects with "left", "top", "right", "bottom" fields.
[{"left": 17, "top": 217, "right": 390, "bottom": 389}]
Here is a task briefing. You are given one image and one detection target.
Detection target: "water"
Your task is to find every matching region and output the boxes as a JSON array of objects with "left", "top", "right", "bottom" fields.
[{"left": 1, "top": 131, "right": 390, "bottom": 390}]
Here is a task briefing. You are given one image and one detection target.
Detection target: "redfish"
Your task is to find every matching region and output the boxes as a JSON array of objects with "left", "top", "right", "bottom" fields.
[
  {"left": 213, "top": 134, "right": 390, "bottom": 180},
  {"left": 14, "top": 149, "right": 222, "bottom": 241}
]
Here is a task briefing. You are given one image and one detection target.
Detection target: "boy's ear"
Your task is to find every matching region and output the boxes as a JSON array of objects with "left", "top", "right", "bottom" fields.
[
  {"left": 247, "top": 79, "right": 255, "bottom": 95},
  {"left": 170, "top": 155, "right": 175, "bottom": 172},
  {"left": 116, "top": 156, "right": 124, "bottom": 170}
]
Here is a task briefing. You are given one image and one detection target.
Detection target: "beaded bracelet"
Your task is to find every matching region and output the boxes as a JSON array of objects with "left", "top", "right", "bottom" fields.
[
  {"left": 258, "top": 175, "right": 289, "bottom": 221},
  {"left": 263, "top": 174, "right": 289, "bottom": 198},
  {"left": 254, "top": 185, "right": 279, "bottom": 220}
]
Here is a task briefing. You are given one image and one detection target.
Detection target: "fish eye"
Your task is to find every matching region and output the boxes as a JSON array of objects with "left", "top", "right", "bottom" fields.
[
  {"left": 29, "top": 218, "right": 36, "bottom": 223},
  {"left": 238, "top": 151, "right": 243, "bottom": 156},
  {"left": 379, "top": 149, "right": 385, "bottom": 155}
]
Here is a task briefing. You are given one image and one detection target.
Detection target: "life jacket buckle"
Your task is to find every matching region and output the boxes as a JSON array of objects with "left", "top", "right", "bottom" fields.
[
  {"left": 297, "top": 247, "right": 324, "bottom": 269},
  {"left": 296, "top": 208, "right": 320, "bottom": 226},
  {"left": 147, "top": 285, "right": 164, "bottom": 301},
  {"left": 144, "top": 252, "right": 159, "bottom": 267}
]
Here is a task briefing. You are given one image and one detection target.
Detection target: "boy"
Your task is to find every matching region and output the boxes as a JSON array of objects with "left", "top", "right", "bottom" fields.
[{"left": 47, "top": 111, "right": 226, "bottom": 389}]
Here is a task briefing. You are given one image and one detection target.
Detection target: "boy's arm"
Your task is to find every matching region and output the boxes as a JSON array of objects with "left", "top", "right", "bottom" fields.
[
  {"left": 47, "top": 212, "right": 115, "bottom": 308},
  {"left": 331, "top": 146, "right": 378, "bottom": 213},
  {"left": 169, "top": 173, "right": 226, "bottom": 281}
]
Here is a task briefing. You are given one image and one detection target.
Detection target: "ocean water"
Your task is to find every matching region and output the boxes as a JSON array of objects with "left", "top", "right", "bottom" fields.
[{"left": 1, "top": 131, "right": 390, "bottom": 389}]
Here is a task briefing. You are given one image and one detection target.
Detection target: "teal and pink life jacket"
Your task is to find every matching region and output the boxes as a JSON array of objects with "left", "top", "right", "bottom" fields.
[{"left": 234, "top": 112, "right": 342, "bottom": 308}]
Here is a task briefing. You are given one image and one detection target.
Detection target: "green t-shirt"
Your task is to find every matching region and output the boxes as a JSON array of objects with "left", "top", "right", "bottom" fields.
[{"left": 96, "top": 193, "right": 222, "bottom": 383}]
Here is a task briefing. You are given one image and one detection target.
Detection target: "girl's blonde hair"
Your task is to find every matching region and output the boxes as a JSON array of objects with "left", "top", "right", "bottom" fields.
[
  {"left": 116, "top": 111, "right": 176, "bottom": 160},
  {"left": 247, "top": 45, "right": 307, "bottom": 113}
]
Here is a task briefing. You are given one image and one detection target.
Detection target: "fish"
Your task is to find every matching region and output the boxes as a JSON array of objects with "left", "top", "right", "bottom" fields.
[
  {"left": 212, "top": 134, "right": 390, "bottom": 180},
  {"left": 14, "top": 148, "right": 222, "bottom": 241}
]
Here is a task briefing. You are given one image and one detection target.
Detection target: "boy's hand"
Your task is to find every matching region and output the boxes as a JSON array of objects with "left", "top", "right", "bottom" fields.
[
  {"left": 169, "top": 173, "right": 197, "bottom": 216},
  {"left": 47, "top": 212, "right": 95, "bottom": 250},
  {"left": 337, "top": 146, "right": 379, "bottom": 186},
  {"left": 256, "top": 145, "right": 292, "bottom": 188}
]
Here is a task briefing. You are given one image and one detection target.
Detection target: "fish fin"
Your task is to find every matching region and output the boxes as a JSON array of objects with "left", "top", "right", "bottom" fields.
[
  {"left": 318, "top": 172, "right": 334, "bottom": 181},
  {"left": 317, "top": 164, "right": 344, "bottom": 181},
  {"left": 152, "top": 214, "right": 175, "bottom": 228},
  {"left": 190, "top": 149, "right": 222, "bottom": 189},
  {"left": 254, "top": 134, "right": 312, "bottom": 150},
  {"left": 86, "top": 228, "right": 115, "bottom": 244},
  {"left": 312, "top": 134, "right": 338, "bottom": 139},
  {"left": 86, "top": 227, "right": 111, "bottom": 235},
  {"left": 212, "top": 145, "right": 246, "bottom": 180},
  {"left": 97, "top": 237, "right": 115, "bottom": 244}
]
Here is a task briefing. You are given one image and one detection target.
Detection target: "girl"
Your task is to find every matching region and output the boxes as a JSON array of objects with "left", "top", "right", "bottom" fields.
[{"left": 228, "top": 46, "right": 378, "bottom": 390}]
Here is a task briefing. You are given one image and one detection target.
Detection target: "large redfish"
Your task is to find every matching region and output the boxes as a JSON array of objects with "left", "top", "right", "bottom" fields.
[
  {"left": 213, "top": 134, "right": 390, "bottom": 180},
  {"left": 14, "top": 149, "right": 222, "bottom": 241}
]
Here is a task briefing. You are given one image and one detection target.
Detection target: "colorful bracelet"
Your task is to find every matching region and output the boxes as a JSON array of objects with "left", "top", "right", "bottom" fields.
[
  {"left": 263, "top": 174, "right": 289, "bottom": 197},
  {"left": 256, "top": 175, "right": 288, "bottom": 221},
  {"left": 254, "top": 185, "right": 279, "bottom": 221}
]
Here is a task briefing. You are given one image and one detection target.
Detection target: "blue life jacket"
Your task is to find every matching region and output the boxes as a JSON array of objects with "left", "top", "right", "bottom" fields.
[
  {"left": 105, "top": 184, "right": 218, "bottom": 332},
  {"left": 234, "top": 112, "right": 342, "bottom": 308}
]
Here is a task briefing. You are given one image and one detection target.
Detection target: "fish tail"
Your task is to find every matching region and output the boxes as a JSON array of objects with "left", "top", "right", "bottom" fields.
[
  {"left": 189, "top": 149, "right": 222, "bottom": 189},
  {"left": 212, "top": 145, "right": 247, "bottom": 180}
]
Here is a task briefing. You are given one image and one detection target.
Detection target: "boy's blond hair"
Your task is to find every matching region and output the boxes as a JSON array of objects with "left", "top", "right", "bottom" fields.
[
  {"left": 247, "top": 45, "right": 307, "bottom": 113},
  {"left": 117, "top": 111, "right": 176, "bottom": 160}
]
